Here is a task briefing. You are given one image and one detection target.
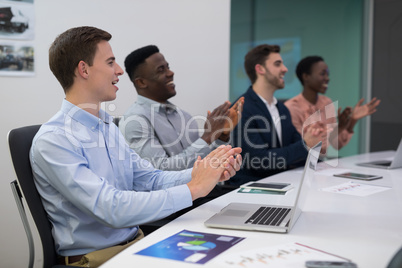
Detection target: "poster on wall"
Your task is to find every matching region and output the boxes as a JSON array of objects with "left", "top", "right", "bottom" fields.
[
  {"left": 0, "top": 41, "right": 34, "bottom": 76},
  {"left": 0, "top": 0, "right": 35, "bottom": 40},
  {"left": 0, "top": 0, "right": 34, "bottom": 76}
]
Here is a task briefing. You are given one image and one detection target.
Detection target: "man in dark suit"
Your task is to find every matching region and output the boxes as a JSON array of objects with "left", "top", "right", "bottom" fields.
[{"left": 229, "top": 44, "right": 327, "bottom": 186}]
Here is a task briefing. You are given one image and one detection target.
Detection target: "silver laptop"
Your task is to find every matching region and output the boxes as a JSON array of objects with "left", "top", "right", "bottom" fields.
[
  {"left": 204, "top": 142, "right": 322, "bottom": 233},
  {"left": 357, "top": 138, "right": 402, "bottom": 169}
]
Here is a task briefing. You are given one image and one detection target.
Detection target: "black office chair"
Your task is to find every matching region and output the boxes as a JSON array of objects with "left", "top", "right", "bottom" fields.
[
  {"left": 8, "top": 125, "right": 71, "bottom": 268},
  {"left": 387, "top": 246, "right": 402, "bottom": 268}
]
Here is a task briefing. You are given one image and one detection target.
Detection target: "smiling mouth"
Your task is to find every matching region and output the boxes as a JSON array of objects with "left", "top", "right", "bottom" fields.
[
  {"left": 167, "top": 81, "right": 175, "bottom": 87},
  {"left": 112, "top": 80, "right": 119, "bottom": 91}
]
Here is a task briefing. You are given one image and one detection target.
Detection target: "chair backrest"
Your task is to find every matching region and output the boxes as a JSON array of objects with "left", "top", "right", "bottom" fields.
[
  {"left": 8, "top": 125, "right": 59, "bottom": 267},
  {"left": 388, "top": 246, "right": 402, "bottom": 268}
]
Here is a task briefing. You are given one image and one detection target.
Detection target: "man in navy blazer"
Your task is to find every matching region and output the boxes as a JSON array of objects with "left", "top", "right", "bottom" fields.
[{"left": 229, "top": 44, "right": 327, "bottom": 185}]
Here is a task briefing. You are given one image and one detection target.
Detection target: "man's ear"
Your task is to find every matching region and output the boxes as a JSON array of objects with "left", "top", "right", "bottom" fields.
[
  {"left": 255, "top": 64, "right": 265, "bottom": 75},
  {"left": 135, "top": 77, "right": 147, "bottom": 89},
  {"left": 77, "top": 60, "right": 89, "bottom": 79}
]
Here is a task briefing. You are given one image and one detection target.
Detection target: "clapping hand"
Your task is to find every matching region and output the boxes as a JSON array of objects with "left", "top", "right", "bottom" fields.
[
  {"left": 222, "top": 97, "right": 244, "bottom": 136},
  {"left": 351, "top": 97, "right": 381, "bottom": 121},
  {"left": 188, "top": 145, "right": 242, "bottom": 200}
]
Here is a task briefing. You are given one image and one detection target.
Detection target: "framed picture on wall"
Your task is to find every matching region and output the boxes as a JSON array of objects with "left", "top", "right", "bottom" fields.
[
  {"left": 0, "top": 0, "right": 35, "bottom": 40},
  {"left": 0, "top": 42, "right": 34, "bottom": 76}
]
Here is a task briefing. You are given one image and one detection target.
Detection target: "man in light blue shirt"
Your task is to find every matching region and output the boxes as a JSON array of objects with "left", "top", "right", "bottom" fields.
[{"left": 30, "top": 26, "right": 241, "bottom": 267}]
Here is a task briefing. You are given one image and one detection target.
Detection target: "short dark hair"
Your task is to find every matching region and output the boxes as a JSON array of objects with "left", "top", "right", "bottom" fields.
[
  {"left": 124, "top": 45, "right": 159, "bottom": 83},
  {"left": 244, "top": 44, "right": 280, "bottom": 84},
  {"left": 296, "top": 56, "right": 324, "bottom": 85},
  {"left": 49, "top": 26, "right": 112, "bottom": 92}
]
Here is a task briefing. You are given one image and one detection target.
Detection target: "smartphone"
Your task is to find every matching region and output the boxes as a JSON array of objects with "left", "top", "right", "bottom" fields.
[
  {"left": 240, "top": 182, "right": 293, "bottom": 192},
  {"left": 333, "top": 172, "right": 382, "bottom": 181},
  {"left": 305, "top": 260, "right": 357, "bottom": 268}
]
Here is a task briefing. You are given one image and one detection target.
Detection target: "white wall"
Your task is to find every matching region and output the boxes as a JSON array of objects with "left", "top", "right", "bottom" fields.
[{"left": 0, "top": 0, "right": 230, "bottom": 267}]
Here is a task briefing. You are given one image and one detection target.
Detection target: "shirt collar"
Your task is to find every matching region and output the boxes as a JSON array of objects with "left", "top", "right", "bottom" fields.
[
  {"left": 137, "top": 95, "right": 177, "bottom": 114},
  {"left": 61, "top": 99, "right": 112, "bottom": 130},
  {"left": 256, "top": 93, "right": 278, "bottom": 107}
]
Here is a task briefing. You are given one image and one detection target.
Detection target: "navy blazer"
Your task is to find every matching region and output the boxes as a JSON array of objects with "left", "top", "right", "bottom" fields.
[{"left": 229, "top": 86, "right": 308, "bottom": 185}]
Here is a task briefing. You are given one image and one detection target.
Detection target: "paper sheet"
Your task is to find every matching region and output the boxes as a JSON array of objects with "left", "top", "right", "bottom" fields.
[
  {"left": 214, "top": 242, "right": 349, "bottom": 267},
  {"left": 320, "top": 181, "right": 390, "bottom": 196}
]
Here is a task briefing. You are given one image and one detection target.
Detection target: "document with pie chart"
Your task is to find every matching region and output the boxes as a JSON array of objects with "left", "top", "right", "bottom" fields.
[{"left": 134, "top": 229, "right": 245, "bottom": 264}]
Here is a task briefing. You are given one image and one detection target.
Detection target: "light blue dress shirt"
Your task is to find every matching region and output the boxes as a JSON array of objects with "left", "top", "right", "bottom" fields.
[{"left": 30, "top": 100, "right": 192, "bottom": 256}]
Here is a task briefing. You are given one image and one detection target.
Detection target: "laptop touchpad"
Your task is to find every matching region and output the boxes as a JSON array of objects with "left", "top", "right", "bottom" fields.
[{"left": 222, "top": 209, "right": 249, "bottom": 217}]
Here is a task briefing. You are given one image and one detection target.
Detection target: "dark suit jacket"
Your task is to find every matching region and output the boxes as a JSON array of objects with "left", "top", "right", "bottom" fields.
[{"left": 229, "top": 86, "right": 308, "bottom": 185}]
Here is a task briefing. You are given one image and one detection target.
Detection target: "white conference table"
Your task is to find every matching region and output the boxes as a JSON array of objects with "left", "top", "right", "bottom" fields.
[{"left": 101, "top": 151, "right": 402, "bottom": 268}]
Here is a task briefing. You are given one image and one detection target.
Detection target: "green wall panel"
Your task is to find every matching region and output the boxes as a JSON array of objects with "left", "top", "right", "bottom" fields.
[{"left": 230, "top": 0, "right": 364, "bottom": 157}]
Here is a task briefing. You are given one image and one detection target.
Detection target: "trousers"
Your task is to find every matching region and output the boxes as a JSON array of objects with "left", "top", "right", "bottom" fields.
[{"left": 60, "top": 229, "right": 144, "bottom": 267}]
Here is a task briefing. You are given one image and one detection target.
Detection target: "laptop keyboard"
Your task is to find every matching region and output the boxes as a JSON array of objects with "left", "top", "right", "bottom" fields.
[{"left": 245, "top": 206, "right": 291, "bottom": 226}]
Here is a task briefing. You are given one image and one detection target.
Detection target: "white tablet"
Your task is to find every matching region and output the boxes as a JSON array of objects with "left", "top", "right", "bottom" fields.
[
  {"left": 240, "top": 181, "right": 293, "bottom": 192},
  {"left": 333, "top": 172, "right": 382, "bottom": 181}
]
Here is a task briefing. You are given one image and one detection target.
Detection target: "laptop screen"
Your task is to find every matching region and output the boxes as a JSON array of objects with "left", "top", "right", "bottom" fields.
[{"left": 288, "top": 142, "right": 321, "bottom": 230}]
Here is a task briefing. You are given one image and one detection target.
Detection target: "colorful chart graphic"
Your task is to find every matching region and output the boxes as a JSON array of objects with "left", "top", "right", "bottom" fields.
[
  {"left": 135, "top": 229, "right": 245, "bottom": 264},
  {"left": 177, "top": 240, "right": 216, "bottom": 251}
]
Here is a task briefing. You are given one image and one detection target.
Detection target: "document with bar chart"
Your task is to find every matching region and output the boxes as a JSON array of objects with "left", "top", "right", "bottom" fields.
[
  {"left": 215, "top": 242, "right": 350, "bottom": 267},
  {"left": 134, "top": 229, "right": 245, "bottom": 264}
]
